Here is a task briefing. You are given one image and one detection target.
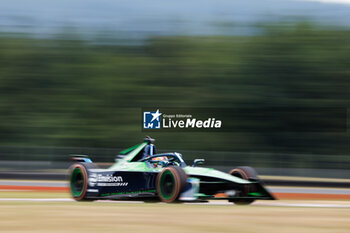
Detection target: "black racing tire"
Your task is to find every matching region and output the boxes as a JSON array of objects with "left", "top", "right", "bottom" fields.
[
  {"left": 229, "top": 166, "right": 259, "bottom": 205},
  {"left": 229, "top": 166, "right": 258, "bottom": 180},
  {"left": 156, "top": 166, "right": 187, "bottom": 203},
  {"left": 171, "top": 166, "right": 188, "bottom": 187},
  {"left": 232, "top": 199, "right": 254, "bottom": 205},
  {"left": 69, "top": 162, "right": 97, "bottom": 201}
]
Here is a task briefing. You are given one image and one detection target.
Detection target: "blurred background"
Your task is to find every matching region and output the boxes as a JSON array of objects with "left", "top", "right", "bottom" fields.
[{"left": 1, "top": 0, "right": 350, "bottom": 179}]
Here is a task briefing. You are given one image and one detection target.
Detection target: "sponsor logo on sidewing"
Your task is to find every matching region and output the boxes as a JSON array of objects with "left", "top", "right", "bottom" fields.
[{"left": 89, "top": 173, "right": 128, "bottom": 187}]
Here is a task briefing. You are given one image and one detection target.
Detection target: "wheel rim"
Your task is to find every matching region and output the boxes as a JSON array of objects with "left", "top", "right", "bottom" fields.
[
  {"left": 70, "top": 167, "right": 85, "bottom": 197},
  {"left": 160, "top": 170, "right": 176, "bottom": 200}
]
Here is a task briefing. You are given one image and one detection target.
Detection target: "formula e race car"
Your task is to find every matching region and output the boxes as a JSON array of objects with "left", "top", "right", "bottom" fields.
[{"left": 69, "top": 137, "right": 275, "bottom": 204}]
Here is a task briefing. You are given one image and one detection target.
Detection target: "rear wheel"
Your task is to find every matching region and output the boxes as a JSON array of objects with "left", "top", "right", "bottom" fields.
[
  {"left": 69, "top": 162, "right": 96, "bottom": 201},
  {"left": 156, "top": 166, "right": 187, "bottom": 203},
  {"left": 229, "top": 166, "right": 259, "bottom": 205}
]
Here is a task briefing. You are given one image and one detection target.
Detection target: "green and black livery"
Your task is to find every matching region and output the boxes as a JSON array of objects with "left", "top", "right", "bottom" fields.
[{"left": 69, "top": 137, "right": 275, "bottom": 204}]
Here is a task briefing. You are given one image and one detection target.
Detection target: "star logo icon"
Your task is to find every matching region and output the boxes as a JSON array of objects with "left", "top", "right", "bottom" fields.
[{"left": 150, "top": 109, "right": 162, "bottom": 122}]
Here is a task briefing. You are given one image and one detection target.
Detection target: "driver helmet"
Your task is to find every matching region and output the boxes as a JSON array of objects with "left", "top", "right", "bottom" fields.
[
  {"left": 150, "top": 156, "right": 168, "bottom": 168},
  {"left": 151, "top": 156, "right": 168, "bottom": 161}
]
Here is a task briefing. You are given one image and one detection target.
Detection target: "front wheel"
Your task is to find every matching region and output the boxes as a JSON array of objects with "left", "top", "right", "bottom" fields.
[
  {"left": 156, "top": 166, "right": 187, "bottom": 203},
  {"left": 229, "top": 166, "right": 259, "bottom": 205}
]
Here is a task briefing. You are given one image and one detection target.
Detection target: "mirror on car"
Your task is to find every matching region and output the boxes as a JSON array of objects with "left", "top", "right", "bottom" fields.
[{"left": 192, "top": 159, "right": 205, "bottom": 167}]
